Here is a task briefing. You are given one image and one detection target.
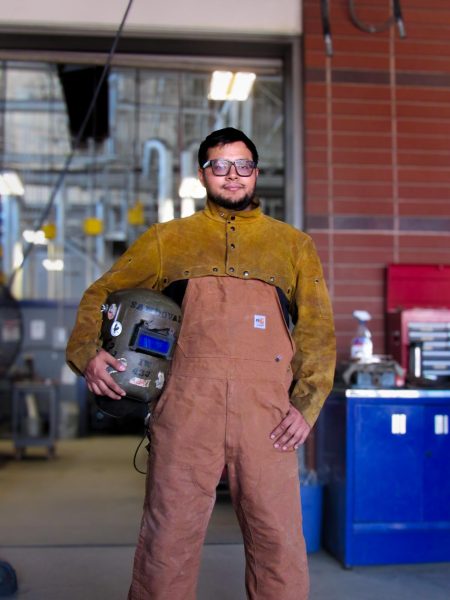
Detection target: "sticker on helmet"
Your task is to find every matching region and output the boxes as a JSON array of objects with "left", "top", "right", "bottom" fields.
[
  {"left": 107, "top": 303, "right": 118, "bottom": 320},
  {"left": 155, "top": 372, "right": 165, "bottom": 389},
  {"left": 130, "top": 377, "right": 151, "bottom": 388},
  {"left": 111, "top": 321, "right": 122, "bottom": 337},
  {"left": 254, "top": 315, "right": 266, "bottom": 329}
]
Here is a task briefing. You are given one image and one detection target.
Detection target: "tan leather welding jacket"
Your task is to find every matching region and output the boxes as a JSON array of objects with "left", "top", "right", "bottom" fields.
[{"left": 66, "top": 199, "right": 336, "bottom": 427}]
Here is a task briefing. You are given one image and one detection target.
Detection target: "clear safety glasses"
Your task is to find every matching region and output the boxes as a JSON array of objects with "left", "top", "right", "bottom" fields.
[{"left": 202, "top": 158, "right": 257, "bottom": 177}]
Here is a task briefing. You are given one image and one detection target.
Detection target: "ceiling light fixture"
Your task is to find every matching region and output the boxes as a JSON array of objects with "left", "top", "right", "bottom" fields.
[{"left": 209, "top": 71, "right": 256, "bottom": 101}]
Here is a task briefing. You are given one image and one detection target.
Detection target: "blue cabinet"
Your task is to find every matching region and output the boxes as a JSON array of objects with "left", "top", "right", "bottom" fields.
[
  {"left": 423, "top": 405, "right": 450, "bottom": 522},
  {"left": 317, "top": 389, "right": 450, "bottom": 567}
]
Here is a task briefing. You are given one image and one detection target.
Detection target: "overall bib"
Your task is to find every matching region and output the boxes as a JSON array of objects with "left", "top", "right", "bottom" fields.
[{"left": 129, "top": 276, "right": 309, "bottom": 600}]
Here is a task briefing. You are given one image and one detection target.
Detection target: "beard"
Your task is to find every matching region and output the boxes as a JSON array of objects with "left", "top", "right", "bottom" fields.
[{"left": 208, "top": 192, "right": 255, "bottom": 211}]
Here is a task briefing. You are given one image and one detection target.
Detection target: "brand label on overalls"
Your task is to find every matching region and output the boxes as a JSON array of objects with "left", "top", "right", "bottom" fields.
[
  {"left": 155, "top": 372, "right": 165, "bottom": 389},
  {"left": 130, "top": 377, "right": 150, "bottom": 388},
  {"left": 254, "top": 315, "right": 266, "bottom": 329}
]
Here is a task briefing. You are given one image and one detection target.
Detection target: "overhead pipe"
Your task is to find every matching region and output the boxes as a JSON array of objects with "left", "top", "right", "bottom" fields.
[
  {"left": 179, "top": 141, "right": 206, "bottom": 217},
  {"left": 180, "top": 141, "right": 198, "bottom": 181},
  {"left": 141, "top": 139, "right": 174, "bottom": 223}
]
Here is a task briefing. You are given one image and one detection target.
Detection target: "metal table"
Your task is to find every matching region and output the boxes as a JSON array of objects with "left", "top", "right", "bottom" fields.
[{"left": 11, "top": 381, "right": 58, "bottom": 459}]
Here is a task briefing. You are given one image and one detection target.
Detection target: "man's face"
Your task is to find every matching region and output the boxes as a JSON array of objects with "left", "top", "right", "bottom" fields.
[{"left": 198, "top": 141, "right": 259, "bottom": 211}]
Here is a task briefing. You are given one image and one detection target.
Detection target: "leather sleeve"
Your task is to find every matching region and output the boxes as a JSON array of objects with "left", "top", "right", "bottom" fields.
[
  {"left": 289, "top": 236, "right": 336, "bottom": 427},
  {"left": 66, "top": 225, "right": 162, "bottom": 375}
]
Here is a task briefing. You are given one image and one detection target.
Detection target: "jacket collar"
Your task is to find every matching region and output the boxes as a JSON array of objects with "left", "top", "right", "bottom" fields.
[{"left": 203, "top": 198, "right": 262, "bottom": 222}]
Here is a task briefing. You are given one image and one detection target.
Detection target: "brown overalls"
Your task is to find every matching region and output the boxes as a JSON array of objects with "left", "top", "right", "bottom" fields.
[{"left": 128, "top": 276, "right": 309, "bottom": 599}]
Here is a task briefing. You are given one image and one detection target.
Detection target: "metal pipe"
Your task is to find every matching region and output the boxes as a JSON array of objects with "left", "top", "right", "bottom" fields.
[
  {"left": 180, "top": 141, "right": 199, "bottom": 180},
  {"left": 349, "top": 0, "right": 406, "bottom": 37},
  {"left": 141, "top": 139, "right": 173, "bottom": 223}
]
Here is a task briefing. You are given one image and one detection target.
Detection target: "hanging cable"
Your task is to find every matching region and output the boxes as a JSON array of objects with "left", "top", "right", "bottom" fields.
[
  {"left": 132, "top": 427, "right": 149, "bottom": 475},
  {"left": 93, "top": 402, "right": 150, "bottom": 474},
  {"left": 7, "top": 0, "right": 135, "bottom": 289},
  {"left": 321, "top": 0, "right": 333, "bottom": 57},
  {"left": 349, "top": 0, "right": 406, "bottom": 37},
  {"left": 392, "top": 0, "right": 406, "bottom": 38}
]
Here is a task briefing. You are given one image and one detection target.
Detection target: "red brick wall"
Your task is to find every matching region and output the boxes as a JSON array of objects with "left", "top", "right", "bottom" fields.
[{"left": 303, "top": 0, "right": 450, "bottom": 361}]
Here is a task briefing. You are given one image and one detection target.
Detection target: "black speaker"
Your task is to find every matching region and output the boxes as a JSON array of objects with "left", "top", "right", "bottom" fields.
[{"left": 58, "top": 65, "right": 109, "bottom": 146}]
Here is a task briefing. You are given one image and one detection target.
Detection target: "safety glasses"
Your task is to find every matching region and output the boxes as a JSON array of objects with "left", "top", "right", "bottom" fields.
[{"left": 202, "top": 159, "right": 257, "bottom": 177}]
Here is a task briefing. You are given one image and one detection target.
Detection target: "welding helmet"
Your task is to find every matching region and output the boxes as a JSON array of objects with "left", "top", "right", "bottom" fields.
[{"left": 97, "top": 288, "right": 182, "bottom": 418}]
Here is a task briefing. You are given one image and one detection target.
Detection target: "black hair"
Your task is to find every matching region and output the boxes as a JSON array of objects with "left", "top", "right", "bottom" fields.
[{"left": 198, "top": 127, "right": 259, "bottom": 167}]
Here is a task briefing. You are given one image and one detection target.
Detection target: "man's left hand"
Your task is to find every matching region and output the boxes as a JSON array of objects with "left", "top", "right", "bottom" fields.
[{"left": 270, "top": 405, "right": 311, "bottom": 451}]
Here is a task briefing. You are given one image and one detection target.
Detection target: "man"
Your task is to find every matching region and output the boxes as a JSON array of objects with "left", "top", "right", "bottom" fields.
[{"left": 66, "top": 127, "right": 336, "bottom": 599}]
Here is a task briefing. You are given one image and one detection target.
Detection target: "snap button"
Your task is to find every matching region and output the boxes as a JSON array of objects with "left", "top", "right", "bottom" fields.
[
  {"left": 230, "top": 243, "right": 235, "bottom": 249},
  {"left": 212, "top": 267, "right": 218, "bottom": 272},
  {"left": 275, "top": 355, "right": 282, "bottom": 362},
  {"left": 229, "top": 267, "right": 235, "bottom": 273},
  {"left": 270, "top": 276, "right": 275, "bottom": 282},
  {"left": 184, "top": 270, "right": 190, "bottom": 275},
  {"left": 231, "top": 215, "right": 236, "bottom": 220},
  {"left": 230, "top": 226, "right": 235, "bottom": 232},
  {"left": 163, "top": 277, "right": 168, "bottom": 284},
  {"left": 243, "top": 271, "right": 249, "bottom": 277}
]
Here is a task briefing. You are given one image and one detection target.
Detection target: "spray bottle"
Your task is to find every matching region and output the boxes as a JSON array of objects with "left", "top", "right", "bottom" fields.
[{"left": 350, "top": 310, "right": 373, "bottom": 362}]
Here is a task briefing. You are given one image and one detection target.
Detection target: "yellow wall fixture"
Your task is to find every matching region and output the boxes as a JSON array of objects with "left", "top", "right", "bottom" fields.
[
  {"left": 83, "top": 217, "right": 103, "bottom": 236},
  {"left": 42, "top": 223, "right": 57, "bottom": 240},
  {"left": 127, "top": 201, "right": 145, "bottom": 226}
]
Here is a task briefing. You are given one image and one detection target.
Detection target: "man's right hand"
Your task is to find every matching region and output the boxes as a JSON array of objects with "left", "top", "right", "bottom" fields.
[{"left": 84, "top": 349, "right": 127, "bottom": 400}]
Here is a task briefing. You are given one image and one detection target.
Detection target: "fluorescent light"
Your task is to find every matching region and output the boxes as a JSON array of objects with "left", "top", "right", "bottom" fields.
[
  {"left": 179, "top": 177, "right": 206, "bottom": 200},
  {"left": 0, "top": 171, "right": 25, "bottom": 196},
  {"left": 229, "top": 72, "right": 256, "bottom": 100},
  {"left": 209, "top": 71, "right": 233, "bottom": 101},
  {"left": 43, "top": 258, "right": 64, "bottom": 271},
  {"left": 209, "top": 71, "right": 256, "bottom": 101},
  {"left": 23, "top": 230, "right": 48, "bottom": 245}
]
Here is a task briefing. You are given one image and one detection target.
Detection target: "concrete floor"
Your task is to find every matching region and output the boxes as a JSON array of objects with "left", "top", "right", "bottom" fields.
[{"left": 1, "top": 436, "right": 449, "bottom": 599}]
